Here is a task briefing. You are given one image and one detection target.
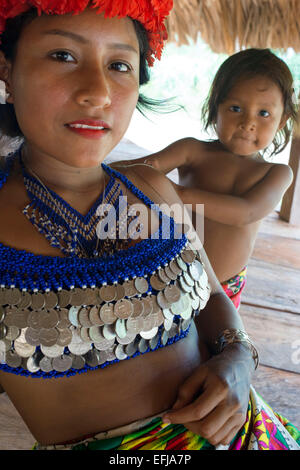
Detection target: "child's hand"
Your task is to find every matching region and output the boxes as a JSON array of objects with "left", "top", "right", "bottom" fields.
[{"left": 162, "top": 345, "right": 253, "bottom": 446}]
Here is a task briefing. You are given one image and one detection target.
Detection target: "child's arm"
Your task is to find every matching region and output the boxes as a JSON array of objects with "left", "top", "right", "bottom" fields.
[
  {"left": 128, "top": 138, "right": 201, "bottom": 174},
  {"left": 176, "top": 163, "right": 293, "bottom": 226}
]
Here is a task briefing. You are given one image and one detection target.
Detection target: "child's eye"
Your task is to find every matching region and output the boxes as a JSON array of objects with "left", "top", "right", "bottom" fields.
[
  {"left": 259, "top": 110, "right": 270, "bottom": 117},
  {"left": 229, "top": 105, "right": 241, "bottom": 113},
  {"left": 110, "top": 62, "right": 132, "bottom": 73},
  {"left": 50, "top": 50, "right": 75, "bottom": 63}
]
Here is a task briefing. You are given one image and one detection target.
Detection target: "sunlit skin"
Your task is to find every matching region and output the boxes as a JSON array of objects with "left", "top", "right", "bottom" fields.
[{"left": 215, "top": 76, "right": 287, "bottom": 157}]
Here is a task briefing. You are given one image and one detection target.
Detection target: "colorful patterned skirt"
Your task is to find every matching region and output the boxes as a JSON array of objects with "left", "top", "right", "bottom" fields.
[
  {"left": 221, "top": 266, "right": 247, "bottom": 310},
  {"left": 34, "top": 386, "right": 300, "bottom": 450}
]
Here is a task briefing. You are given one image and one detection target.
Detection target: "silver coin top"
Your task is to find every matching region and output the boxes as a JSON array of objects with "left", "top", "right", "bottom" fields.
[
  {"left": 99, "top": 303, "right": 116, "bottom": 324},
  {"left": 44, "top": 291, "right": 58, "bottom": 309},
  {"left": 39, "top": 309, "right": 59, "bottom": 330},
  {"left": 58, "top": 289, "right": 71, "bottom": 308},
  {"left": 41, "top": 343, "right": 65, "bottom": 358},
  {"left": 163, "top": 284, "right": 181, "bottom": 304},
  {"left": 89, "top": 305, "right": 104, "bottom": 326},
  {"left": 114, "top": 299, "right": 133, "bottom": 319},
  {"left": 53, "top": 354, "right": 73, "bottom": 372},
  {"left": 150, "top": 274, "right": 166, "bottom": 291},
  {"left": 134, "top": 277, "right": 149, "bottom": 294},
  {"left": 99, "top": 284, "right": 117, "bottom": 303},
  {"left": 31, "top": 292, "right": 45, "bottom": 310},
  {"left": 78, "top": 307, "right": 93, "bottom": 327}
]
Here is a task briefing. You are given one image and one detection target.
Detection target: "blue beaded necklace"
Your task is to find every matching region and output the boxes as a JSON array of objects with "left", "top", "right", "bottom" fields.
[{"left": 18, "top": 147, "right": 138, "bottom": 258}]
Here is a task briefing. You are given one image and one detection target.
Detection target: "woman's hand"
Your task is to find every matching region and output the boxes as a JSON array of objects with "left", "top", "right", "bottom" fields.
[{"left": 162, "top": 343, "right": 254, "bottom": 446}]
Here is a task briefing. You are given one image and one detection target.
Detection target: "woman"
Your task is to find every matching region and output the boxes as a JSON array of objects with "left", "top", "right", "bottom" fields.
[{"left": 0, "top": 1, "right": 298, "bottom": 450}]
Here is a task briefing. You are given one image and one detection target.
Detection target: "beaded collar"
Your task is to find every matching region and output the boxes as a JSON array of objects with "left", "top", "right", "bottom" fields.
[{"left": 0, "top": 149, "right": 211, "bottom": 379}]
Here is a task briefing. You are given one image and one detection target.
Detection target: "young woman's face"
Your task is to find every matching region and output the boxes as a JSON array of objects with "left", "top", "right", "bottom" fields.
[
  {"left": 215, "top": 75, "right": 287, "bottom": 156},
  {"left": 6, "top": 8, "right": 140, "bottom": 167}
]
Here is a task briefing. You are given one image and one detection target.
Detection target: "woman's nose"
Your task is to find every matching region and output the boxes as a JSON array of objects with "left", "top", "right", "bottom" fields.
[
  {"left": 239, "top": 114, "right": 256, "bottom": 131},
  {"left": 74, "top": 70, "right": 112, "bottom": 108}
]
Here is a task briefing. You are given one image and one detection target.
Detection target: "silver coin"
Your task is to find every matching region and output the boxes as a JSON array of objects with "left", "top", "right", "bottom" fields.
[
  {"left": 26, "top": 353, "right": 41, "bottom": 373},
  {"left": 163, "top": 284, "right": 181, "bottom": 304},
  {"left": 5, "top": 288, "right": 22, "bottom": 306},
  {"left": 99, "top": 284, "right": 117, "bottom": 303},
  {"left": 183, "top": 271, "right": 195, "bottom": 287},
  {"left": 53, "top": 354, "right": 73, "bottom": 372},
  {"left": 138, "top": 338, "right": 149, "bottom": 353},
  {"left": 16, "top": 328, "right": 27, "bottom": 344},
  {"left": 25, "top": 327, "right": 40, "bottom": 346},
  {"left": 78, "top": 307, "right": 93, "bottom": 327},
  {"left": 176, "top": 256, "right": 187, "bottom": 272},
  {"left": 161, "top": 330, "right": 169, "bottom": 346},
  {"left": 89, "top": 325, "right": 105, "bottom": 343},
  {"left": 114, "top": 299, "right": 133, "bottom": 320},
  {"left": 104, "top": 346, "right": 116, "bottom": 362},
  {"left": 164, "top": 317, "right": 173, "bottom": 331},
  {"left": 123, "top": 279, "right": 138, "bottom": 298},
  {"left": 157, "top": 268, "right": 170, "bottom": 285},
  {"left": 68, "top": 306, "right": 80, "bottom": 327},
  {"left": 189, "top": 287, "right": 198, "bottom": 301},
  {"left": 0, "top": 323, "right": 7, "bottom": 340},
  {"left": 152, "top": 310, "right": 164, "bottom": 328},
  {"left": 102, "top": 324, "right": 116, "bottom": 340},
  {"left": 140, "top": 326, "right": 158, "bottom": 340},
  {"left": 189, "top": 260, "right": 203, "bottom": 281},
  {"left": 114, "top": 318, "right": 127, "bottom": 339},
  {"left": 44, "top": 291, "right": 58, "bottom": 309},
  {"left": 191, "top": 296, "right": 200, "bottom": 311},
  {"left": 84, "top": 288, "right": 100, "bottom": 306},
  {"left": 198, "top": 270, "right": 209, "bottom": 289},
  {"left": 68, "top": 338, "right": 92, "bottom": 356},
  {"left": 93, "top": 337, "right": 115, "bottom": 351},
  {"left": 27, "top": 310, "right": 41, "bottom": 329},
  {"left": 5, "top": 325, "right": 20, "bottom": 341},
  {"left": 57, "top": 308, "right": 71, "bottom": 329},
  {"left": 141, "top": 296, "right": 153, "bottom": 317},
  {"left": 5, "top": 350, "right": 22, "bottom": 368},
  {"left": 181, "top": 319, "right": 192, "bottom": 332},
  {"left": 125, "top": 338, "right": 139, "bottom": 356},
  {"left": 14, "top": 340, "right": 36, "bottom": 358},
  {"left": 169, "top": 259, "right": 182, "bottom": 276},
  {"left": 89, "top": 305, "right": 104, "bottom": 326},
  {"left": 134, "top": 277, "right": 149, "bottom": 294},
  {"left": 116, "top": 331, "right": 136, "bottom": 345},
  {"left": 178, "top": 275, "right": 193, "bottom": 293},
  {"left": 150, "top": 274, "right": 166, "bottom": 291},
  {"left": 99, "top": 303, "right": 116, "bottom": 324},
  {"left": 141, "top": 315, "right": 155, "bottom": 332},
  {"left": 149, "top": 333, "right": 160, "bottom": 350},
  {"left": 57, "top": 328, "right": 73, "bottom": 347},
  {"left": 169, "top": 323, "right": 180, "bottom": 338},
  {"left": 115, "top": 284, "right": 126, "bottom": 301},
  {"left": 181, "top": 249, "right": 196, "bottom": 264},
  {"left": 39, "top": 309, "right": 59, "bottom": 329},
  {"left": 39, "top": 328, "right": 59, "bottom": 347},
  {"left": 12, "top": 310, "right": 29, "bottom": 329},
  {"left": 126, "top": 316, "right": 144, "bottom": 334},
  {"left": 3, "top": 309, "right": 15, "bottom": 327},
  {"left": 0, "top": 306, "right": 4, "bottom": 323},
  {"left": 18, "top": 291, "right": 32, "bottom": 309},
  {"left": 71, "top": 354, "right": 85, "bottom": 369},
  {"left": 149, "top": 295, "right": 160, "bottom": 314},
  {"left": 58, "top": 289, "right": 71, "bottom": 308},
  {"left": 157, "top": 291, "right": 172, "bottom": 309},
  {"left": 164, "top": 265, "right": 177, "bottom": 281},
  {"left": 170, "top": 296, "right": 186, "bottom": 316},
  {"left": 162, "top": 308, "right": 174, "bottom": 321},
  {"left": 70, "top": 288, "right": 85, "bottom": 307},
  {"left": 39, "top": 355, "right": 53, "bottom": 372},
  {"left": 131, "top": 298, "right": 144, "bottom": 318},
  {"left": 31, "top": 292, "right": 45, "bottom": 310},
  {"left": 115, "top": 344, "right": 127, "bottom": 360},
  {"left": 0, "top": 338, "right": 12, "bottom": 353},
  {"left": 84, "top": 349, "right": 101, "bottom": 367},
  {"left": 80, "top": 327, "right": 91, "bottom": 343},
  {"left": 0, "top": 288, "right": 7, "bottom": 306}
]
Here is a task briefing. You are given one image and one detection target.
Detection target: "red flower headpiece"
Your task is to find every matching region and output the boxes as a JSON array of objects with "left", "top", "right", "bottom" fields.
[{"left": 0, "top": 0, "right": 173, "bottom": 66}]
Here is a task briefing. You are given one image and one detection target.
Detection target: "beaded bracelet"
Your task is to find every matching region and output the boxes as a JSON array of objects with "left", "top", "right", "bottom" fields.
[{"left": 214, "top": 328, "right": 259, "bottom": 370}]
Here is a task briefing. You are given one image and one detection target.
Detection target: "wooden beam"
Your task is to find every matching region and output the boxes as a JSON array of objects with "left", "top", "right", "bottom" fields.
[{"left": 280, "top": 136, "right": 300, "bottom": 225}]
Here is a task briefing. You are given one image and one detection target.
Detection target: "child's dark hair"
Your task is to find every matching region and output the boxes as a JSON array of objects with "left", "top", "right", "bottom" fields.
[
  {"left": 0, "top": 8, "right": 158, "bottom": 140},
  {"left": 202, "top": 48, "right": 298, "bottom": 157}
]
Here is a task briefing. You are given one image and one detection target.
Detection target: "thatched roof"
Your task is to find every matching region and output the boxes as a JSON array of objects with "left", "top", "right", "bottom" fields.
[{"left": 166, "top": 0, "right": 300, "bottom": 54}]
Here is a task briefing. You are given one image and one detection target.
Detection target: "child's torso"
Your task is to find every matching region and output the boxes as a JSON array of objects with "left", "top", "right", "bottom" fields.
[{"left": 178, "top": 142, "right": 272, "bottom": 282}]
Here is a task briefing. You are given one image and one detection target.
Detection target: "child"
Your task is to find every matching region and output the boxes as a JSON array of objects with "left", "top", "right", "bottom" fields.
[{"left": 140, "top": 49, "right": 298, "bottom": 309}]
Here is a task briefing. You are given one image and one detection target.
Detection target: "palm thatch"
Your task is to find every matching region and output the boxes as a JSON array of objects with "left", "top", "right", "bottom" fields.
[{"left": 166, "top": 0, "right": 300, "bottom": 54}]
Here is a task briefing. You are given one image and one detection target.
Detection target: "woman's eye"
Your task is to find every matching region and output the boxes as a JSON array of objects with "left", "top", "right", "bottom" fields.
[
  {"left": 229, "top": 105, "right": 241, "bottom": 113},
  {"left": 110, "top": 62, "right": 131, "bottom": 73},
  {"left": 50, "top": 51, "right": 75, "bottom": 63},
  {"left": 259, "top": 110, "right": 270, "bottom": 117}
]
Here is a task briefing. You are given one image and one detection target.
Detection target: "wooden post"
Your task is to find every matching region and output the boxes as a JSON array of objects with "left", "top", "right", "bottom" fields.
[{"left": 280, "top": 137, "right": 300, "bottom": 225}]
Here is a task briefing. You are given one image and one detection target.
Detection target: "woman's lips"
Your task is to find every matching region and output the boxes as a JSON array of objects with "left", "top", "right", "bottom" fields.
[{"left": 65, "top": 120, "right": 110, "bottom": 140}]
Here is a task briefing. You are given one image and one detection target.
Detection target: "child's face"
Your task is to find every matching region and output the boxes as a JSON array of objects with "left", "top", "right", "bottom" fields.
[
  {"left": 5, "top": 8, "right": 140, "bottom": 167},
  {"left": 215, "top": 75, "right": 287, "bottom": 157}
]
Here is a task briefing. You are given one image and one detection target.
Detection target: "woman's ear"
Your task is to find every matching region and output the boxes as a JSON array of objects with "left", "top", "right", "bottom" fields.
[{"left": 0, "top": 50, "right": 13, "bottom": 103}]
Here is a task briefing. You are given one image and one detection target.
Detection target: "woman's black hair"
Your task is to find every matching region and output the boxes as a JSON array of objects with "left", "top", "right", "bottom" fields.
[
  {"left": 202, "top": 48, "right": 299, "bottom": 157},
  {"left": 0, "top": 8, "right": 171, "bottom": 142}
]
